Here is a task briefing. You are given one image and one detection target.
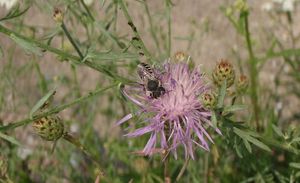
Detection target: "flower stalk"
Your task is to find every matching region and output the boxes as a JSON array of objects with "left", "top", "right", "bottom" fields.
[
  {"left": 243, "top": 11, "right": 260, "bottom": 130},
  {"left": 0, "top": 84, "right": 117, "bottom": 131},
  {"left": 63, "top": 133, "right": 105, "bottom": 177}
]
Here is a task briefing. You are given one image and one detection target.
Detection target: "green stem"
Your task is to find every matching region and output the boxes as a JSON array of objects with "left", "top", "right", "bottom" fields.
[
  {"left": 0, "top": 84, "right": 117, "bottom": 131},
  {"left": 79, "top": 0, "right": 95, "bottom": 21},
  {"left": 0, "top": 24, "right": 132, "bottom": 83},
  {"left": 166, "top": 0, "right": 172, "bottom": 57},
  {"left": 260, "top": 137, "right": 300, "bottom": 155},
  {"left": 61, "top": 22, "right": 84, "bottom": 59},
  {"left": 164, "top": 157, "right": 171, "bottom": 183},
  {"left": 118, "top": 0, "right": 152, "bottom": 61},
  {"left": 144, "top": 0, "right": 161, "bottom": 55},
  {"left": 244, "top": 12, "right": 260, "bottom": 130},
  {"left": 63, "top": 132, "right": 104, "bottom": 176},
  {"left": 175, "top": 157, "right": 190, "bottom": 182}
]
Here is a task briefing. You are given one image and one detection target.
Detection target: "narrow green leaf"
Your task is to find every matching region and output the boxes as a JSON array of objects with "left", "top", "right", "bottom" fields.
[
  {"left": 211, "top": 111, "right": 218, "bottom": 128},
  {"left": 0, "top": 132, "right": 21, "bottom": 146},
  {"left": 10, "top": 33, "right": 42, "bottom": 56},
  {"left": 290, "top": 137, "right": 300, "bottom": 145},
  {"left": 84, "top": 51, "right": 138, "bottom": 62},
  {"left": 234, "top": 137, "right": 243, "bottom": 158},
  {"left": 217, "top": 80, "right": 227, "bottom": 108},
  {"left": 272, "top": 124, "right": 284, "bottom": 138},
  {"left": 0, "top": 5, "right": 30, "bottom": 21},
  {"left": 290, "top": 163, "right": 300, "bottom": 169},
  {"left": 234, "top": 127, "right": 271, "bottom": 152},
  {"left": 29, "top": 88, "right": 56, "bottom": 119},
  {"left": 243, "top": 139, "right": 252, "bottom": 153},
  {"left": 224, "top": 105, "right": 247, "bottom": 113}
]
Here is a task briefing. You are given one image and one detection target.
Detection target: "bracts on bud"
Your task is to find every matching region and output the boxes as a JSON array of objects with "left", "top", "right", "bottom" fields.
[
  {"left": 0, "top": 156, "right": 8, "bottom": 179},
  {"left": 201, "top": 92, "right": 217, "bottom": 109},
  {"left": 236, "top": 74, "right": 249, "bottom": 94},
  {"left": 212, "top": 59, "right": 235, "bottom": 88},
  {"left": 32, "top": 115, "right": 64, "bottom": 141}
]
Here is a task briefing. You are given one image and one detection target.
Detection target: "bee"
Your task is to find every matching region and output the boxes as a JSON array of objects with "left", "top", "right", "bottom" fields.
[{"left": 137, "top": 62, "right": 166, "bottom": 99}]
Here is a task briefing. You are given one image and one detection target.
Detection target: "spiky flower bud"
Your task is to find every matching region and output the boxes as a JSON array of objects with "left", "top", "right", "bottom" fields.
[
  {"left": 201, "top": 92, "right": 217, "bottom": 109},
  {"left": 53, "top": 8, "right": 64, "bottom": 23},
  {"left": 174, "top": 51, "right": 187, "bottom": 62},
  {"left": 236, "top": 75, "right": 248, "bottom": 93},
  {"left": 0, "top": 156, "right": 8, "bottom": 178},
  {"left": 173, "top": 51, "right": 195, "bottom": 69},
  {"left": 32, "top": 115, "right": 64, "bottom": 141},
  {"left": 212, "top": 59, "right": 235, "bottom": 88}
]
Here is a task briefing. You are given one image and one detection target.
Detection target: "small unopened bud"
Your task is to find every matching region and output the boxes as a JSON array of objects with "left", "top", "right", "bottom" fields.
[
  {"left": 174, "top": 51, "right": 187, "bottom": 62},
  {"left": 53, "top": 8, "right": 64, "bottom": 23},
  {"left": 212, "top": 59, "right": 235, "bottom": 88},
  {"left": 225, "top": 7, "right": 233, "bottom": 16},
  {"left": 236, "top": 75, "right": 248, "bottom": 93},
  {"left": 32, "top": 115, "right": 64, "bottom": 141},
  {"left": 234, "top": 0, "right": 249, "bottom": 12},
  {"left": 0, "top": 156, "right": 8, "bottom": 178},
  {"left": 201, "top": 92, "right": 217, "bottom": 109},
  {"left": 173, "top": 51, "right": 194, "bottom": 69}
]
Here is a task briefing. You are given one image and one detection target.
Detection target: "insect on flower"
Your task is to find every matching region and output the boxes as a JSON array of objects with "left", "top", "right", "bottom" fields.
[
  {"left": 137, "top": 62, "right": 166, "bottom": 99},
  {"left": 117, "top": 55, "right": 222, "bottom": 159}
]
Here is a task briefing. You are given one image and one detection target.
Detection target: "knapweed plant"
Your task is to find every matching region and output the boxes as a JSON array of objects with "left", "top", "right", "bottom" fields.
[{"left": 1, "top": 0, "right": 300, "bottom": 182}]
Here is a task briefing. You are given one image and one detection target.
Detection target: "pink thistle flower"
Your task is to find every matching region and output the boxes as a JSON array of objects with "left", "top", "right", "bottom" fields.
[{"left": 117, "top": 60, "right": 221, "bottom": 159}]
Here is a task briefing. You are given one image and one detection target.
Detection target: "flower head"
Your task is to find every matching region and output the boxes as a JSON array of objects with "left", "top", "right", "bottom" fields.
[{"left": 117, "top": 59, "right": 221, "bottom": 159}]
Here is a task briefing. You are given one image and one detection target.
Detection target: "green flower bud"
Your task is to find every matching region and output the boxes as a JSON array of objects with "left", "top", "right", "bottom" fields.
[
  {"left": 0, "top": 156, "right": 8, "bottom": 178},
  {"left": 225, "top": 7, "right": 233, "bottom": 16},
  {"left": 201, "top": 92, "right": 217, "bottom": 109},
  {"left": 32, "top": 115, "right": 64, "bottom": 141},
  {"left": 212, "top": 60, "right": 235, "bottom": 88},
  {"left": 236, "top": 74, "right": 248, "bottom": 93},
  {"left": 234, "top": 0, "right": 249, "bottom": 12}
]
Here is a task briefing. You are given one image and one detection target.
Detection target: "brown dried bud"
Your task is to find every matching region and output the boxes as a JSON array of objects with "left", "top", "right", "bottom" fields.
[
  {"left": 174, "top": 51, "right": 187, "bottom": 62},
  {"left": 53, "top": 8, "right": 64, "bottom": 23}
]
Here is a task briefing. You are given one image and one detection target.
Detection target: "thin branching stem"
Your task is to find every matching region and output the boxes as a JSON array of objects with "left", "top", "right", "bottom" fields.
[
  {"left": 243, "top": 12, "right": 260, "bottom": 130},
  {"left": 143, "top": 0, "right": 161, "bottom": 55},
  {"left": 0, "top": 24, "right": 132, "bottom": 83},
  {"left": 164, "top": 156, "right": 171, "bottom": 183},
  {"left": 175, "top": 157, "right": 190, "bottom": 182},
  {"left": 61, "top": 22, "right": 84, "bottom": 59},
  {"left": 166, "top": 0, "right": 172, "bottom": 57},
  {"left": 79, "top": 0, "right": 95, "bottom": 21},
  {"left": 0, "top": 84, "right": 117, "bottom": 131},
  {"left": 63, "top": 133, "right": 104, "bottom": 177},
  {"left": 118, "top": 0, "right": 152, "bottom": 61}
]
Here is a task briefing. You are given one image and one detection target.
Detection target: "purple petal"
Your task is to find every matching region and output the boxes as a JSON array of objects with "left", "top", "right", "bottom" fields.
[
  {"left": 143, "top": 133, "right": 156, "bottom": 154},
  {"left": 121, "top": 86, "right": 143, "bottom": 107},
  {"left": 116, "top": 113, "right": 133, "bottom": 125},
  {"left": 126, "top": 126, "right": 153, "bottom": 137}
]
